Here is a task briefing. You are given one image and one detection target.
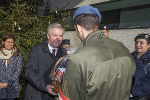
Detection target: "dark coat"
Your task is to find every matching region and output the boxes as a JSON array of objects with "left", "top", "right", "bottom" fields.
[
  {"left": 131, "top": 50, "right": 150, "bottom": 97},
  {"left": 25, "top": 39, "right": 64, "bottom": 100}
]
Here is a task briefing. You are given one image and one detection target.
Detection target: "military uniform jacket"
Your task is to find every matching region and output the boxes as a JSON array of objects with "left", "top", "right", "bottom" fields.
[{"left": 61, "top": 30, "right": 135, "bottom": 100}]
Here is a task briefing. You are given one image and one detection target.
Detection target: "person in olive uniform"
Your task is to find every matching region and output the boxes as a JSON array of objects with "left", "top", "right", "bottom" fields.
[{"left": 59, "top": 5, "right": 135, "bottom": 100}]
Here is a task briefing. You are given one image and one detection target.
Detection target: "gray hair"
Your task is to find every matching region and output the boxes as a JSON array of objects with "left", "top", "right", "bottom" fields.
[{"left": 47, "top": 23, "right": 64, "bottom": 35}]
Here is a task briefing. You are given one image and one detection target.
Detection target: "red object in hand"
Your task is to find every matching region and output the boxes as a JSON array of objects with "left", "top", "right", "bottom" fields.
[
  {"left": 56, "top": 70, "right": 63, "bottom": 77},
  {"left": 59, "top": 89, "right": 70, "bottom": 100}
]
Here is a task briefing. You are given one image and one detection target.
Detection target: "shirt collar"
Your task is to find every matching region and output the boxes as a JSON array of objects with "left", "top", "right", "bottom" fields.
[{"left": 48, "top": 44, "right": 58, "bottom": 55}]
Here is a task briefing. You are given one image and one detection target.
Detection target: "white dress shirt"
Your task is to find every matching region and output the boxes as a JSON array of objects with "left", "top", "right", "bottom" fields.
[{"left": 48, "top": 44, "right": 58, "bottom": 56}]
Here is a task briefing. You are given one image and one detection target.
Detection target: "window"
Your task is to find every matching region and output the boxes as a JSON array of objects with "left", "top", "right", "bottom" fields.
[{"left": 100, "top": 4, "right": 150, "bottom": 29}]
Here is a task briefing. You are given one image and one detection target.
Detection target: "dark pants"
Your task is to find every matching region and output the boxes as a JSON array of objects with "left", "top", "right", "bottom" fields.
[
  {"left": 130, "top": 95, "right": 150, "bottom": 100},
  {"left": 0, "top": 99, "right": 14, "bottom": 100}
]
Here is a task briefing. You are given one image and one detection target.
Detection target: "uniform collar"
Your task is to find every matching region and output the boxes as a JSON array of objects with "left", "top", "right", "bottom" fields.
[{"left": 83, "top": 29, "right": 105, "bottom": 46}]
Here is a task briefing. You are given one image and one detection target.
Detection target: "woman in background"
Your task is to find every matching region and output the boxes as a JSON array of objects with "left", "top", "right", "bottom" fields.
[
  {"left": 130, "top": 33, "right": 150, "bottom": 100},
  {"left": 0, "top": 34, "right": 22, "bottom": 100}
]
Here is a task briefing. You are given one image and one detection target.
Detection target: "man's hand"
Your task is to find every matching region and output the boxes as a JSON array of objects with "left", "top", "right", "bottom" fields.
[
  {"left": 46, "top": 85, "right": 57, "bottom": 95},
  {"left": 0, "top": 83, "right": 8, "bottom": 89}
]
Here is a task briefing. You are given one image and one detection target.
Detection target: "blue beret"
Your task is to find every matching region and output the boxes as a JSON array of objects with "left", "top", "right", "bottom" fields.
[{"left": 73, "top": 5, "right": 101, "bottom": 23}]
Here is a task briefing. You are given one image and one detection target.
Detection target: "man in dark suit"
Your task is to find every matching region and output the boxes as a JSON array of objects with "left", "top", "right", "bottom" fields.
[{"left": 24, "top": 23, "right": 65, "bottom": 100}]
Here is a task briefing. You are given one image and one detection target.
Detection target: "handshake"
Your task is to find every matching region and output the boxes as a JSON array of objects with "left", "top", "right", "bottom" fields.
[{"left": 0, "top": 83, "right": 8, "bottom": 89}]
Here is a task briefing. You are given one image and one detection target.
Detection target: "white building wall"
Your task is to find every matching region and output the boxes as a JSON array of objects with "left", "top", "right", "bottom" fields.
[{"left": 64, "top": 28, "right": 150, "bottom": 53}]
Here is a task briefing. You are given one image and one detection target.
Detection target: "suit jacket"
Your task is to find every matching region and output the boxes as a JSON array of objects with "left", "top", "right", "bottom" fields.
[{"left": 25, "top": 38, "right": 64, "bottom": 100}]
